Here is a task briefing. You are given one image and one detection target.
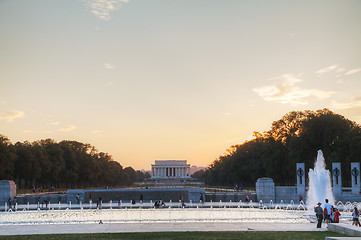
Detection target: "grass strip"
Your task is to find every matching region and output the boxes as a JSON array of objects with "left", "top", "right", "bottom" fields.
[{"left": 0, "top": 231, "right": 348, "bottom": 240}]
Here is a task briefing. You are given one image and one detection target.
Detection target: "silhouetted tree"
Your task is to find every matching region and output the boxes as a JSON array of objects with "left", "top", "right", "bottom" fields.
[{"left": 204, "top": 109, "right": 361, "bottom": 187}]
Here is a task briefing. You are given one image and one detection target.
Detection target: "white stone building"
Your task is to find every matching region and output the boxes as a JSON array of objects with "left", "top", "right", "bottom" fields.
[{"left": 151, "top": 160, "right": 191, "bottom": 179}]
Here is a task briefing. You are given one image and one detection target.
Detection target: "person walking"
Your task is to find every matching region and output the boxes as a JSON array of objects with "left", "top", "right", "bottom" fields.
[{"left": 314, "top": 202, "right": 324, "bottom": 228}]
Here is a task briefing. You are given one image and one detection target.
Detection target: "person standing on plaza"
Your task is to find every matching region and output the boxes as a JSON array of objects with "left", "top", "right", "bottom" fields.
[
  {"left": 352, "top": 207, "right": 360, "bottom": 226},
  {"left": 314, "top": 202, "right": 324, "bottom": 228},
  {"left": 333, "top": 207, "right": 341, "bottom": 223},
  {"left": 324, "top": 199, "right": 332, "bottom": 223},
  {"left": 8, "top": 197, "right": 12, "bottom": 208}
]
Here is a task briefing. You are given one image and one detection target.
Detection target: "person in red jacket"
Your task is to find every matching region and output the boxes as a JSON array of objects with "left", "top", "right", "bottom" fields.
[{"left": 333, "top": 207, "right": 341, "bottom": 223}]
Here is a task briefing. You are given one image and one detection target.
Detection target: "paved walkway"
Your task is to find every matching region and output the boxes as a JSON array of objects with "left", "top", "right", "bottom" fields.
[{"left": 1, "top": 222, "right": 327, "bottom": 235}]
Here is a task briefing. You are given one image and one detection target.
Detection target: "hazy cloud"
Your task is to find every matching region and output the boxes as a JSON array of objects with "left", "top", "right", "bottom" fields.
[
  {"left": 332, "top": 97, "right": 361, "bottom": 109},
  {"left": 253, "top": 74, "right": 335, "bottom": 106},
  {"left": 316, "top": 64, "right": 338, "bottom": 76},
  {"left": 316, "top": 65, "right": 361, "bottom": 78},
  {"left": 104, "top": 63, "right": 115, "bottom": 69},
  {"left": 345, "top": 68, "right": 361, "bottom": 76},
  {"left": 336, "top": 68, "right": 346, "bottom": 73},
  {"left": 106, "top": 81, "right": 116, "bottom": 87},
  {"left": 85, "top": 0, "right": 129, "bottom": 21},
  {"left": 336, "top": 79, "right": 344, "bottom": 84},
  {"left": 59, "top": 125, "right": 77, "bottom": 132},
  {"left": 50, "top": 121, "right": 60, "bottom": 126},
  {"left": 0, "top": 110, "right": 25, "bottom": 122}
]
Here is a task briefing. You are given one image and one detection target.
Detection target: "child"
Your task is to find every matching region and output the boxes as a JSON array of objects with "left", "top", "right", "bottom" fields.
[{"left": 333, "top": 207, "right": 341, "bottom": 223}]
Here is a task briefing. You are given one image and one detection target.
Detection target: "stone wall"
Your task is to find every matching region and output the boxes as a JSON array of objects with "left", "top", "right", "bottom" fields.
[
  {"left": 275, "top": 186, "right": 298, "bottom": 203},
  {"left": 0, "top": 180, "right": 16, "bottom": 204},
  {"left": 256, "top": 178, "right": 275, "bottom": 202},
  {"left": 256, "top": 178, "right": 299, "bottom": 203},
  {"left": 67, "top": 188, "right": 206, "bottom": 203},
  {"left": 15, "top": 193, "right": 67, "bottom": 204},
  {"left": 205, "top": 192, "right": 257, "bottom": 202}
]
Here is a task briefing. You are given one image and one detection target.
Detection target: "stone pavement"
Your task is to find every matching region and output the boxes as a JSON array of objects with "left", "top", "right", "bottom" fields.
[{"left": 0, "top": 222, "right": 327, "bottom": 235}]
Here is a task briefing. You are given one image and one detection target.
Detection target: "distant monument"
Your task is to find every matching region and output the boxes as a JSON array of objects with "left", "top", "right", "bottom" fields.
[{"left": 151, "top": 160, "right": 191, "bottom": 179}]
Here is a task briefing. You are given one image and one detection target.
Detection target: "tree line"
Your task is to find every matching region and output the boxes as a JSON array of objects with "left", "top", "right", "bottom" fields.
[
  {"left": 0, "top": 137, "right": 150, "bottom": 189},
  {"left": 199, "top": 109, "right": 361, "bottom": 187}
]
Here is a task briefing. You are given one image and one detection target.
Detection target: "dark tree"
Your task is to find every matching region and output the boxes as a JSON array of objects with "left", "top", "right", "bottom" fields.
[{"left": 204, "top": 109, "right": 361, "bottom": 187}]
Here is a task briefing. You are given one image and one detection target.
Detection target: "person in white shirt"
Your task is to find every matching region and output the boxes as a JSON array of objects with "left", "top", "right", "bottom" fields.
[{"left": 324, "top": 199, "right": 332, "bottom": 223}]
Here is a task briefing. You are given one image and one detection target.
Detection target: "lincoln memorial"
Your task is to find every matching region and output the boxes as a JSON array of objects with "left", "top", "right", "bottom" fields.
[{"left": 151, "top": 160, "right": 191, "bottom": 179}]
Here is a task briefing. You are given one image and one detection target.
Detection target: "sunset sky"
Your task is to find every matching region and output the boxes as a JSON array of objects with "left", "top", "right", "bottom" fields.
[{"left": 1, "top": 0, "right": 361, "bottom": 170}]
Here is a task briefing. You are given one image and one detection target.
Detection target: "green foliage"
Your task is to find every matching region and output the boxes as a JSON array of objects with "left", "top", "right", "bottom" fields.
[
  {"left": 205, "top": 109, "right": 361, "bottom": 187},
  {"left": 0, "top": 137, "right": 137, "bottom": 189},
  {"left": 191, "top": 169, "right": 206, "bottom": 181}
]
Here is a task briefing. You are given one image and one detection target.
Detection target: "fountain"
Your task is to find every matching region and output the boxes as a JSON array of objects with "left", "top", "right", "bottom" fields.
[
  {"left": 3, "top": 152, "right": 357, "bottom": 225},
  {"left": 307, "top": 150, "right": 334, "bottom": 209},
  {"left": 0, "top": 198, "right": 354, "bottom": 225}
]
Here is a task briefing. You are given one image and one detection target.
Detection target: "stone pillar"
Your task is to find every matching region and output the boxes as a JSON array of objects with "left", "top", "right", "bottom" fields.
[
  {"left": 351, "top": 162, "right": 360, "bottom": 195},
  {"left": 332, "top": 163, "right": 342, "bottom": 197},
  {"left": 296, "top": 163, "right": 305, "bottom": 198},
  {"left": 0, "top": 180, "right": 16, "bottom": 204},
  {"left": 256, "top": 178, "right": 275, "bottom": 202}
]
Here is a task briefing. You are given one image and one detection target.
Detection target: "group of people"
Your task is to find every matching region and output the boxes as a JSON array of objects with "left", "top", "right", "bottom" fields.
[
  {"left": 154, "top": 200, "right": 166, "bottom": 208},
  {"left": 314, "top": 199, "right": 341, "bottom": 228}
]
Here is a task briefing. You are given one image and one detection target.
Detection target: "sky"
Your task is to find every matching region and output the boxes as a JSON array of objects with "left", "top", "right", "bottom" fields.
[{"left": 1, "top": 0, "right": 361, "bottom": 171}]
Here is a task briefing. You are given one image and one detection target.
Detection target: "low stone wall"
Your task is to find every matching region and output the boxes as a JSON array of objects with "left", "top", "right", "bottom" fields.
[
  {"left": 205, "top": 192, "right": 256, "bottom": 202},
  {"left": 15, "top": 193, "right": 67, "bottom": 204},
  {"left": 256, "top": 178, "right": 301, "bottom": 203},
  {"left": 67, "top": 188, "right": 205, "bottom": 203},
  {"left": 275, "top": 186, "right": 298, "bottom": 203}
]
